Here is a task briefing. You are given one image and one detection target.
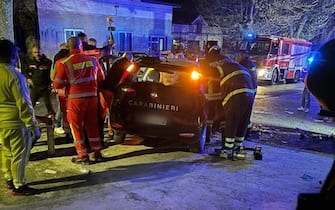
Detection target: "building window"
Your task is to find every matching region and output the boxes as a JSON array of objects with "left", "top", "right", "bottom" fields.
[
  {"left": 119, "top": 32, "right": 132, "bottom": 51},
  {"left": 149, "top": 36, "right": 167, "bottom": 52},
  {"left": 64, "top": 29, "right": 84, "bottom": 42}
]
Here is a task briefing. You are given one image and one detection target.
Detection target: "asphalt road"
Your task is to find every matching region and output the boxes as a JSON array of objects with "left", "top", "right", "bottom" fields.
[
  {"left": 1, "top": 81, "right": 334, "bottom": 210},
  {"left": 249, "top": 82, "right": 335, "bottom": 155}
]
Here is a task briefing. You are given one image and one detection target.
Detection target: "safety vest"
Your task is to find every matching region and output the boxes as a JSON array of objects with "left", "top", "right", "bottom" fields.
[{"left": 53, "top": 49, "right": 105, "bottom": 99}]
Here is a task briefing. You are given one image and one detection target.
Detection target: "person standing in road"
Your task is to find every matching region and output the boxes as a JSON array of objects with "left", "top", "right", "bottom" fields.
[
  {"left": 53, "top": 37, "right": 105, "bottom": 164},
  {"left": 0, "top": 39, "right": 41, "bottom": 195},
  {"left": 207, "top": 46, "right": 255, "bottom": 159},
  {"left": 51, "top": 43, "right": 70, "bottom": 136},
  {"left": 21, "top": 42, "right": 55, "bottom": 117},
  {"left": 297, "top": 81, "right": 311, "bottom": 113}
]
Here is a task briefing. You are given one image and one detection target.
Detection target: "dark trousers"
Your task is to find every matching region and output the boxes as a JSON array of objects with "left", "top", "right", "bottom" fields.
[{"left": 30, "top": 86, "right": 55, "bottom": 115}]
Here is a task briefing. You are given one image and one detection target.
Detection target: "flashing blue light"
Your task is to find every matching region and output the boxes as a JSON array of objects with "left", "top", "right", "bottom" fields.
[
  {"left": 247, "top": 33, "right": 253, "bottom": 38},
  {"left": 308, "top": 56, "right": 314, "bottom": 65}
]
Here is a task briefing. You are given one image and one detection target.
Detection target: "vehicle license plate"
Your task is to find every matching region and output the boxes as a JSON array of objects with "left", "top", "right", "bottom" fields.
[{"left": 136, "top": 114, "right": 167, "bottom": 125}]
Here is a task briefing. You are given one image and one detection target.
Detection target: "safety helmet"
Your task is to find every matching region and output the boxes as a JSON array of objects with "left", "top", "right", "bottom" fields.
[
  {"left": 305, "top": 38, "right": 335, "bottom": 112},
  {"left": 207, "top": 45, "right": 222, "bottom": 62}
]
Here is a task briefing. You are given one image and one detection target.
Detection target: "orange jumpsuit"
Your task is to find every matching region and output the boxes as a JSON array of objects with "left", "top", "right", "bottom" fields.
[{"left": 53, "top": 49, "right": 105, "bottom": 159}]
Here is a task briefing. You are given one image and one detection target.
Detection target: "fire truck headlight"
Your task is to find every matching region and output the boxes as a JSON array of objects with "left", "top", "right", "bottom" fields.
[{"left": 258, "top": 69, "right": 266, "bottom": 77}]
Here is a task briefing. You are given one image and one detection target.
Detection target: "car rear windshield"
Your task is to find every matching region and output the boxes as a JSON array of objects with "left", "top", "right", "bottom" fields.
[{"left": 133, "top": 65, "right": 191, "bottom": 86}]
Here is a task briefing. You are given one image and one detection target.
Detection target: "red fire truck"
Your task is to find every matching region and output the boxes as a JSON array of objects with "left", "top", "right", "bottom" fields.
[{"left": 248, "top": 35, "right": 312, "bottom": 85}]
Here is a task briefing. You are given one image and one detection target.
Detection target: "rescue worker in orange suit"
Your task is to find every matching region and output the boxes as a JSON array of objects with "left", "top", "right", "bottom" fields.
[
  {"left": 53, "top": 37, "right": 105, "bottom": 164},
  {"left": 236, "top": 50, "right": 258, "bottom": 132},
  {"left": 207, "top": 46, "right": 255, "bottom": 159}
]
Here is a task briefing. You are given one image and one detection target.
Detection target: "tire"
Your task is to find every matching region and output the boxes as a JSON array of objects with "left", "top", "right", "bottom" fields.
[{"left": 189, "top": 125, "right": 207, "bottom": 153}]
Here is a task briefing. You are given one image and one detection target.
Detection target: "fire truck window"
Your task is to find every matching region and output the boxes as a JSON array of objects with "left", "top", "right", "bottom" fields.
[
  {"left": 270, "top": 43, "right": 279, "bottom": 54},
  {"left": 282, "top": 43, "right": 289, "bottom": 55}
]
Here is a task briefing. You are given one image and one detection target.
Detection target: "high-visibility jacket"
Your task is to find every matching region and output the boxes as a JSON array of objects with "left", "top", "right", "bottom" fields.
[
  {"left": 51, "top": 49, "right": 70, "bottom": 97},
  {"left": 53, "top": 49, "right": 105, "bottom": 98},
  {"left": 0, "top": 63, "right": 38, "bottom": 129}
]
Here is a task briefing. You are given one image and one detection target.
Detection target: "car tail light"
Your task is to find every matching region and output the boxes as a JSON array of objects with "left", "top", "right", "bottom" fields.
[
  {"left": 119, "top": 63, "right": 136, "bottom": 83},
  {"left": 191, "top": 70, "right": 201, "bottom": 80},
  {"left": 126, "top": 63, "right": 135, "bottom": 72}
]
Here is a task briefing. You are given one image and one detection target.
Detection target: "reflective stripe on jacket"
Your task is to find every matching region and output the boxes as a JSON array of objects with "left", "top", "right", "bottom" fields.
[
  {"left": 53, "top": 49, "right": 105, "bottom": 99},
  {"left": 0, "top": 63, "right": 38, "bottom": 129},
  {"left": 210, "top": 62, "right": 254, "bottom": 108}
]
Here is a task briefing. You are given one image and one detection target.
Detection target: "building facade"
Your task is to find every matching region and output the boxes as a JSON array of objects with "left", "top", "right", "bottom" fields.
[
  {"left": 171, "top": 14, "right": 225, "bottom": 57},
  {"left": 37, "top": 0, "right": 175, "bottom": 58}
]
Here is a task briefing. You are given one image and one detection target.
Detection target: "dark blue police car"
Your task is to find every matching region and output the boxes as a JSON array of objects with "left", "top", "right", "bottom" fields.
[{"left": 109, "top": 57, "right": 208, "bottom": 153}]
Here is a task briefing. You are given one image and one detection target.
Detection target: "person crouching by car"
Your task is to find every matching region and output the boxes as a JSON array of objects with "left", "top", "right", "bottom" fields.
[{"left": 208, "top": 45, "right": 255, "bottom": 159}]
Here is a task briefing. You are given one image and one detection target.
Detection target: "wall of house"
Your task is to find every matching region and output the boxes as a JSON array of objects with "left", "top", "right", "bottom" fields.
[
  {"left": 37, "top": 0, "right": 173, "bottom": 58},
  {"left": 172, "top": 22, "right": 223, "bottom": 54}
]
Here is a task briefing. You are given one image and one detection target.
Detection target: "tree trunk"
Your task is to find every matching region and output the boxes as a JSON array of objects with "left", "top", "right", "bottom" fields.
[
  {"left": 0, "top": 0, "right": 14, "bottom": 41},
  {"left": 295, "top": 16, "right": 307, "bottom": 39}
]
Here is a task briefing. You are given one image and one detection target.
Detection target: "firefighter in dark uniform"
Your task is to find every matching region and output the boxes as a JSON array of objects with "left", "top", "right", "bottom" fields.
[
  {"left": 236, "top": 50, "right": 258, "bottom": 131},
  {"left": 207, "top": 46, "right": 255, "bottom": 159},
  {"left": 236, "top": 50, "right": 257, "bottom": 92}
]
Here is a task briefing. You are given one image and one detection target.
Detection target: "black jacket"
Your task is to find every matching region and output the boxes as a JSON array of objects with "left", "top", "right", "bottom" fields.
[{"left": 21, "top": 54, "right": 52, "bottom": 88}]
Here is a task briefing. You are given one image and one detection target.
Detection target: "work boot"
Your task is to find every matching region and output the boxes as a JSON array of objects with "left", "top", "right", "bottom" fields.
[
  {"left": 71, "top": 157, "right": 90, "bottom": 165},
  {"left": 92, "top": 152, "right": 105, "bottom": 163},
  {"left": 213, "top": 148, "right": 233, "bottom": 159},
  {"left": 232, "top": 146, "right": 247, "bottom": 160},
  {"left": 6, "top": 180, "right": 14, "bottom": 190},
  {"left": 12, "top": 185, "right": 38, "bottom": 196}
]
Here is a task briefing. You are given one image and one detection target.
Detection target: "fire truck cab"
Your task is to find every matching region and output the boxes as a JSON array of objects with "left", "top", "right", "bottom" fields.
[{"left": 248, "top": 35, "right": 312, "bottom": 85}]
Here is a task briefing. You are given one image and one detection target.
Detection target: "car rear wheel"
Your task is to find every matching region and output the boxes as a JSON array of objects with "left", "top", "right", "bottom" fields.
[{"left": 189, "top": 125, "right": 207, "bottom": 153}]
